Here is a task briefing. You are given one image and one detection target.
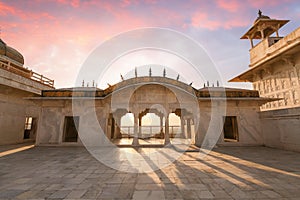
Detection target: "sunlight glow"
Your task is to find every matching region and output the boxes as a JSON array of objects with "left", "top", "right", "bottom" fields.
[
  {"left": 169, "top": 113, "right": 181, "bottom": 126},
  {"left": 121, "top": 113, "right": 134, "bottom": 126},
  {"left": 0, "top": 145, "right": 35, "bottom": 157},
  {"left": 142, "top": 113, "right": 160, "bottom": 126}
]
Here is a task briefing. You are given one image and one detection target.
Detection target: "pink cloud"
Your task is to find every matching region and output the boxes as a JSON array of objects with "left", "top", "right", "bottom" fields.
[
  {"left": 144, "top": 0, "right": 157, "bottom": 4},
  {"left": 55, "top": 0, "right": 80, "bottom": 7},
  {"left": 146, "top": 7, "right": 186, "bottom": 28},
  {"left": 0, "top": 2, "right": 17, "bottom": 15},
  {"left": 120, "top": 0, "right": 139, "bottom": 7},
  {"left": 247, "top": 0, "right": 292, "bottom": 8},
  {"left": 191, "top": 11, "right": 249, "bottom": 30},
  {"left": 216, "top": 0, "right": 242, "bottom": 12},
  {"left": 191, "top": 12, "right": 220, "bottom": 30},
  {"left": 1, "top": 0, "right": 298, "bottom": 88},
  {"left": 0, "top": 1, "right": 153, "bottom": 87},
  {"left": 0, "top": 1, "right": 55, "bottom": 21}
]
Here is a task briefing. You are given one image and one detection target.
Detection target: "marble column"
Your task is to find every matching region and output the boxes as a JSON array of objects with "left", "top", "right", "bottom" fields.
[
  {"left": 164, "top": 114, "right": 170, "bottom": 145},
  {"left": 132, "top": 113, "right": 139, "bottom": 146},
  {"left": 180, "top": 116, "right": 185, "bottom": 138},
  {"left": 160, "top": 116, "right": 164, "bottom": 138},
  {"left": 249, "top": 38, "right": 254, "bottom": 48},
  {"left": 187, "top": 118, "right": 191, "bottom": 138},
  {"left": 260, "top": 30, "right": 265, "bottom": 39},
  {"left": 107, "top": 114, "right": 112, "bottom": 139},
  {"left": 138, "top": 115, "right": 142, "bottom": 138},
  {"left": 114, "top": 116, "right": 121, "bottom": 139}
]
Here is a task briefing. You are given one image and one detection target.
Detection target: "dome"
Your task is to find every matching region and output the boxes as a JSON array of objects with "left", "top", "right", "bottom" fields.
[
  {"left": 254, "top": 10, "right": 271, "bottom": 23},
  {"left": 0, "top": 38, "right": 24, "bottom": 65}
]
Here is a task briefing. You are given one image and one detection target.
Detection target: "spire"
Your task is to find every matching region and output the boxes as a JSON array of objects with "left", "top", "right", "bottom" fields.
[{"left": 258, "top": 9, "right": 262, "bottom": 17}]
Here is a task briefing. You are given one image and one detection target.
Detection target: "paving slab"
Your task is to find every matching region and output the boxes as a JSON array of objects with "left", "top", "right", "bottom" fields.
[{"left": 0, "top": 145, "right": 300, "bottom": 199}]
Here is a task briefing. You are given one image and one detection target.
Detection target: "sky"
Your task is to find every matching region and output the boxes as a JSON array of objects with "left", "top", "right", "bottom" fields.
[{"left": 1, "top": 0, "right": 300, "bottom": 89}]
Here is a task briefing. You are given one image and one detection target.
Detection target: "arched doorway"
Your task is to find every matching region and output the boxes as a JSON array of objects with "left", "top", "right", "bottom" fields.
[{"left": 108, "top": 82, "right": 196, "bottom": 147}]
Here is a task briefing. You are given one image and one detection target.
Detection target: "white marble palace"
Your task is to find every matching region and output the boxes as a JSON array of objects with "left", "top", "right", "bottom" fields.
[{"left": 1, "top": 11, "right": 299, "bottom": 152}]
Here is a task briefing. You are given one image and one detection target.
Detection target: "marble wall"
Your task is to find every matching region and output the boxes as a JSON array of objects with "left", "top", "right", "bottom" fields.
[
  {"left": 36, "top": 97, "right": 264, "bottom": 148},
  {"left": 252, "top": 52, "right": 300, "bottom": 111},
  {"left": 195, "top": 100, "right": 263, "bottom": 147},
  {"left": 36, "top": 99, "right": 111, "bottom": 146},
  {"left": 0, "top": 67, "right": 54, "bottom": 145},
  {"left": 260, "top": 107, "right": 300, "bottom": 152},
  {"left": 0, "top": 86, "right": 40, "bottom": 145}
]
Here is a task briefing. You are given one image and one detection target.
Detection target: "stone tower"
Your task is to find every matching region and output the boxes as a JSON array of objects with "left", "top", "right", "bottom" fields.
[{"left": 230, "top": 11, "right": 300, "bottom": 110}]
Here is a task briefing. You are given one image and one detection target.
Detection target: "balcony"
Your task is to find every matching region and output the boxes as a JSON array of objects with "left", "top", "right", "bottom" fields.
[
  {"left": 249, "top": 27, "right": 300, "bottom": 68},
  {"left": 0, "top": 56, "right": 54, "bottom": 88}
]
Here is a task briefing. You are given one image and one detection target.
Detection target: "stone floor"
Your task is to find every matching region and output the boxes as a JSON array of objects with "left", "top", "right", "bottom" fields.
[{"left": 0, "top": 144, "right": 300, "bottom": 199}]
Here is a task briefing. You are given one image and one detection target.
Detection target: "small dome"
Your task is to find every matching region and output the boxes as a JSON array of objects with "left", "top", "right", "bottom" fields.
[
  {"left": 254, "top": 10, "right": 270, "bottom": 23},
  {"left": 0, "top": 38, "right": 24, "bottom": 65}
]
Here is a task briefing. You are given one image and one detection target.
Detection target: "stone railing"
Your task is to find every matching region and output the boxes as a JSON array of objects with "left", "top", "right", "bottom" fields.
[
  {"left": 30, "top": 71, "right": 54, "bottom": 87},
  {"left": 0, "top": 57, "right": 54, "bottom": 87},
  {"left": 250, "top": 38, "right": 269, "bottom": 66},
  {"left": 250, "top": 27, "right": 300, "bottom": 67},
  {"left": 120, "top": 125, "right": 181, "bottom": 138}
]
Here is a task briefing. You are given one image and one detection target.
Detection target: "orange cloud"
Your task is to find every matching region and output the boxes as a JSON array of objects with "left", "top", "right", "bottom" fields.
[
  {"left": 1, "top": 0, "right": 298, "bottom": 88},
  {"left": 0, "top": 2, "right": 17, "bottom": 15},
  {"left": 0, "top": 1, "right": 55, "bottom": 21}
]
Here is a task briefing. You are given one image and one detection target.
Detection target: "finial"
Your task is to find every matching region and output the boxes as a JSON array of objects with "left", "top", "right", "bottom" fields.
[
  {"left": 107, "top": 83, "right": 112, "bottom": 87},
  {"left": 217, "top": 80, "right": 219, "bottom": 87},
  {"left": 120, "top": 74, "right": 124, "bottom": 81},
  {"left": 163, "top": 68, "right": 166, "bottom": 77},
  {"left": 258, "top": 9, "right": 262, "bottom": 17},
  {"left": 135, "top": 67, "right": 137, "bottom": 78},
  {"left": 207, "top": 81, "right": 209, "bottom": 87},
  {"left": 87, "top": 82, "right": 89, "bottom": 87},
  {"left": 82, "top": 80, "right": 85, "bottom": 87},
  {"left": 149, "top": 67, "right": 152, "bottom": 77},
  {"left": 176, "top": 74, "right": 180, "bottom": 81},
  {"left": 189, "top": 82, "right": 193, "bottom": 86},
  {"left": 204, "top": 83, "right": 206, "bottom": 87},
  {"left": 92, "top": 80, "right": 95, "bottom": 87}
]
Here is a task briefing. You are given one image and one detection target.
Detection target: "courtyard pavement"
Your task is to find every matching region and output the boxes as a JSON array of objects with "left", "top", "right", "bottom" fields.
[{"left": 0, "top": 144, "right": 300, "bottom": 199}]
